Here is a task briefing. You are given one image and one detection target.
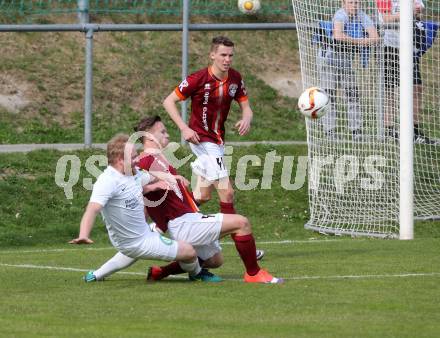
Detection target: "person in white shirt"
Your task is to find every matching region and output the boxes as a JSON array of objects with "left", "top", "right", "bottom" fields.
[
  {"left": 69, "top": 133, "right": 202, "bottom": 282},
  {"left": 377, "top": 0, "right": 436, "bottom": 144}
]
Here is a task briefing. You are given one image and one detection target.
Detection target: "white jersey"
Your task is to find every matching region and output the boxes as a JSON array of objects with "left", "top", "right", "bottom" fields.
[
  {"left": 379, "top": 0, "right": 425, "bottom": 48},
  {"left": 90, "top": 166, "right": 152, "bottom": 251}
]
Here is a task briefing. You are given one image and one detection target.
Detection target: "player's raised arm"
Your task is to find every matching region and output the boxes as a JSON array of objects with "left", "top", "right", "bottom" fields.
[
  {"left": 163, "top": 91, "right": 200, "bottom": 144},
  {"left": 235, "top": 99, "right": 253, "bottom": 136},
  {"left": 69, "top": 202, "right": 102, "bottom": 244}
]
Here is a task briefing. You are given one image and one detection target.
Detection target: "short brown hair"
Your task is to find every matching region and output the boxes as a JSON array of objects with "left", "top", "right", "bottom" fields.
[
  {"left": 210, "top": 36, "right": 234, "bottom": 52},
  {"left": 133, "top": 115, "right": 162, "bottom": 143},
  {"left": 107, "top": 133, "right": 129, "bottom": 165}
]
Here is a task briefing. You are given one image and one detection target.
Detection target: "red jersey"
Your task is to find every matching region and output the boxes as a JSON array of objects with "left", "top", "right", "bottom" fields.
[
  {"left": 376, "top": 0, "right": 393, "bottom": 13},
  {"left": 138, "top": 153, "right": 198, "bottom": 233},
  {"left": 174, "top": 66, "right": 248, "bottom": 144}
]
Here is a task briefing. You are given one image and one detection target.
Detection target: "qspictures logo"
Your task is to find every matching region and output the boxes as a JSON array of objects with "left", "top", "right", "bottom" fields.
[{"left": 54, "top": 138, "right": 388, "bottom": 202}]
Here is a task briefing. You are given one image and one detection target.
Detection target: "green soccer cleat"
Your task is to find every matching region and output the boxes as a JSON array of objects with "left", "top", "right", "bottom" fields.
[
  {"left": 83, "top": 270, "right": 97, "bottom": 283},
  {"left": 189, "top": 268, "right": 222, "bottom": 282}
]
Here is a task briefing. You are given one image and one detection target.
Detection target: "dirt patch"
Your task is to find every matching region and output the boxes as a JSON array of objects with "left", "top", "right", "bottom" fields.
[
  {"left": 0, "top": 168, "right": 36, "bottom": 180},
  {"left": 60, "top": 99, "right": 83, "bottom": 117},
  {"left": 259, "top": 70, "right": 303, "bottom": 98},
  {"left": 0, "top": 75, "right": 30, "bottom": 113}
]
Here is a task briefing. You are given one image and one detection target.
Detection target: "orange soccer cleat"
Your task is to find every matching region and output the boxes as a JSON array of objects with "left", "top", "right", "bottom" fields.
[
  {"left": 244, "top": 269, "right": 284, "bottom": 284},
  {"left": 147, "top": 266, "right": 165, "bottom": 281}
]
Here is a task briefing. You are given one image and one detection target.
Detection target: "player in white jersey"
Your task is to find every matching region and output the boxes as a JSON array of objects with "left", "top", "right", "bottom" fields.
[{"left": 69, "top": 133, "right": 202, "bottom": 282}]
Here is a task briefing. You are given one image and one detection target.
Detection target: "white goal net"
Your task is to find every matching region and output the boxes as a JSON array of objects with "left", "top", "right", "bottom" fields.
[{"left": 291, "top": 0, "right": 440, "bottom": 238}]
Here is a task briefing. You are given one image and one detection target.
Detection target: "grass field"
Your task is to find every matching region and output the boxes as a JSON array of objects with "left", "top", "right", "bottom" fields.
[
  {"left": 0, "top": 28, "right": 303, "bottom": 144},
  {"left": 1, "top": 238, "right": 440, "bottom": 338},
  {"left": 1, "top": 13, "right": 440, "bottom": 337}
]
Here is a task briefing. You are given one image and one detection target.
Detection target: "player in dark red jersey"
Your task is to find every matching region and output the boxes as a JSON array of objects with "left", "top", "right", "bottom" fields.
[
  {"left": 136, "top": 115, "right": 282, "bottom": 284},
  {"left": 163, "top": 36, "right": 251, "bottom": 212},
  {"left": 163, "top": 36, "right": 264, "bottom": 260}
]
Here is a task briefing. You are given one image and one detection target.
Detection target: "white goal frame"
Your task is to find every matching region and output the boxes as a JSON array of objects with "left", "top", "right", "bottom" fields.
[
  {"left": 399, "top": 0, "right": 414, "bottom": 239},
  {"left": 290, "top": 0, "right": 438, "bottom": 240}
]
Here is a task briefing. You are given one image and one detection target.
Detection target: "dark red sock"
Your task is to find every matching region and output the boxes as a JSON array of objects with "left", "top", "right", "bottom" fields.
[
  {"left": 159, "top": 261, "right": 185, "bottom": 278},
  {"left": 233, "top": 234, "right": 260, "bottom": 276},
  {"left": 220, "top": 201, "right": 236, "bottom": 214}
]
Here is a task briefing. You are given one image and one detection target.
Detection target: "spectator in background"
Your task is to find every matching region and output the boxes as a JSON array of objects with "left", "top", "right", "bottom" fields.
[
  {"left": 377, "top": 0, "right": 437, "bottom": 144},
  {"left": 318, "top": 0, "right": 380, "bottom": 141}
]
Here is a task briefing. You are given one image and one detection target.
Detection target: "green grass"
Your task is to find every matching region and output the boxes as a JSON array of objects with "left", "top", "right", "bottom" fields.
[
  {"left": 1, "top": 12, "right": 439, "bottom": 338},
  {"left": 1, "top": 133, "right": 439, "bottom": 338},
  {"left": 1, "top": 238, "right": 439, "bottom": 337},
  {"left": 0, "top": 29, "right": 304, "bottom": 144}
]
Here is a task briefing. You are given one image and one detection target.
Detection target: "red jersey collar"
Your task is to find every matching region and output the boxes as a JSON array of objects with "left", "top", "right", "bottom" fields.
[{"left": 208, "top": 66, "right": 228, "bottom": 82}]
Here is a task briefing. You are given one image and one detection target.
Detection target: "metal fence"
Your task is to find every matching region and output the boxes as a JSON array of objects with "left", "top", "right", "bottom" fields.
[
  {"left": 0, "top": 0, "right": 296, "bottom": 147},
  {"left": 0, "top": 0, "right": 294, "bottom": 20}
]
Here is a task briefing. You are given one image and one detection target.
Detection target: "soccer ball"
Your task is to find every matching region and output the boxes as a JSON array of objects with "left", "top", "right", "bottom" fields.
[
  {"left": 298, "top": 87, "right": 329, "bottom": 119},
  {"left": 238, "top": 0, "right": 261, "bottom": 15}
]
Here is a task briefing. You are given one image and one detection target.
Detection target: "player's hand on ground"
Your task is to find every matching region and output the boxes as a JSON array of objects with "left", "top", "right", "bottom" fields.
[
  {"left": 69, "top": 237, "right": 94, "bottom": 245},
  {"left": 235, "top": 118, "right": 251, "bottom": 136},
  {"left": 182, "top": 127, "right": 200, "bottom": 144},
  {"left": 175, "top": 175, "right": 190, "bottom": 187}
]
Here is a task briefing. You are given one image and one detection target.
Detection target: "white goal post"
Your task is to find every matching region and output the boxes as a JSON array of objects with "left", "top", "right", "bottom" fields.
[
  {"left": 291, "top": 0, "right": 440, "bottom": 239},
  {"left": 399, "top": 0, "right": 414, "bottom": 240}
]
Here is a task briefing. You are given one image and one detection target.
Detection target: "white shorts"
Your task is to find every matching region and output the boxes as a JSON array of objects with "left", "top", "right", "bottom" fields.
[
  {"left": 189, "top": 142, "right": 228, "bottom": 182},
  {"left": 119, "top": 232, "right": 178, "bottom": 262},
  {"left": 168, "top": 212, "right": 223, "bottom": 261}
]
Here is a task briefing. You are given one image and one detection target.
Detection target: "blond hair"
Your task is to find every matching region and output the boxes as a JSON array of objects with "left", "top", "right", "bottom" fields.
[{"left": 107, "top": 133, "right": 129, "bottom": 165}]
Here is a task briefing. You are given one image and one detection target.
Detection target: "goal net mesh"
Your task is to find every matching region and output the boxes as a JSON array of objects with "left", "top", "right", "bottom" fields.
[{"left": 291, "top": 0, "right": 440, "bottom": 237}]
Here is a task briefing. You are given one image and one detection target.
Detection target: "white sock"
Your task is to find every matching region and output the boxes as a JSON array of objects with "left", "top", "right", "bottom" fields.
[
  {"left": 178, "top": 259, "right": 202, "bottom": 276},
  {"left": 94, "top": 252, "right": 137, "bottom": 280}
]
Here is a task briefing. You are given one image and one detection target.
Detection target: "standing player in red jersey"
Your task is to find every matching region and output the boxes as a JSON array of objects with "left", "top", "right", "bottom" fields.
[
  {"left": 136, "top": 115, "right": 282, "bottom": 284},
  {"left": 163, "top": 36, "right": 264, "bottom": 260}
]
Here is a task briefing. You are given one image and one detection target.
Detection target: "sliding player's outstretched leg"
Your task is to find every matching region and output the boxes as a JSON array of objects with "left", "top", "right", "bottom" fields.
[
  {"left": 147, "top": 252, "right": 223, "bottom": 282},
  {"left": 147, "top": 261, "right": 222, "bottom": 283},
  {"left": 84, "top": 251, "right": 137, "bottom": 283}
]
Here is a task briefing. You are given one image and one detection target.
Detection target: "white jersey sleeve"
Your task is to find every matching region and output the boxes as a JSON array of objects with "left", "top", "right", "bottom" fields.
[
  {"left": 135, "top": 168, "right": 152, "bottom": 187},
  {"left": 90, "top": 173, "right": 117, "bottom": 207}
]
